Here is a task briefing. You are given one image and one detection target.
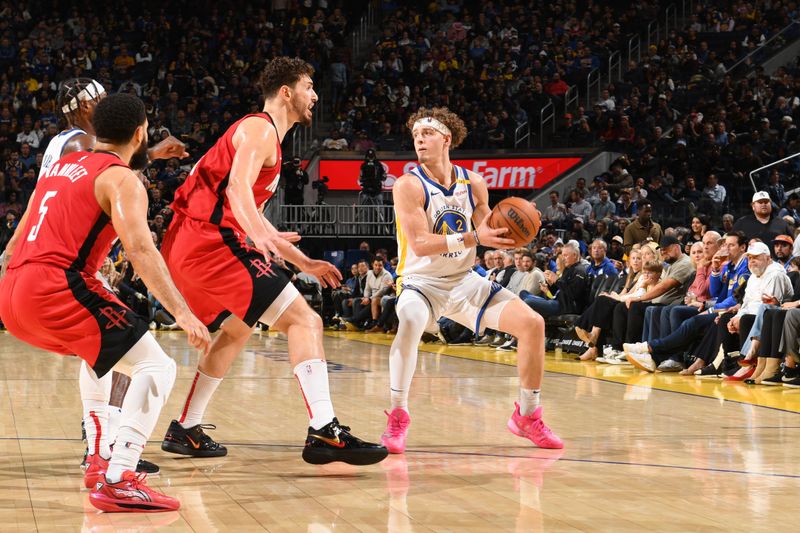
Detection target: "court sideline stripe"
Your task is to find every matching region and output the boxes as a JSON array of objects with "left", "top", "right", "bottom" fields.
[{"left": 335, "top": 334, "right": 800, "bottom": 416}]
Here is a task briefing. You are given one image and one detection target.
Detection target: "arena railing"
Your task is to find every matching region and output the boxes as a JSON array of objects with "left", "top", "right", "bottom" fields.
[
  {"left": 750, "top": 150, "right": 800, "bottom": 193},
  {"left": 514, "top": 121, "right": 530, "bottom": 149},
  {"left": 278, "top": 204, "right": 396, "bottom": 238},
  {"left": 627, "top": 35, "right": 641, "bottom": 65},
  {"left": 585, "top": 69, "right": 600, "bottom": 108},
  {"left": 539, "top": 102, "right": 555, "bottom": 148},
  {"left": 725, "top": 20, "right": 800, "bottom": 76},
  {"left": 564, "top": 85, "right": 579, "bottom": 117},
  {"left": 607, "top": 50, "right": 622, "bottom": 84},
  {"left": 351, "top": 0, "right": 379, "bottom": 59}
]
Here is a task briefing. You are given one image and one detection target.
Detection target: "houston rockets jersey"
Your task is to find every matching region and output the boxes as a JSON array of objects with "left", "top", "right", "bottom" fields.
[
  {"left": 9, "top": 151, "right": 126, "bottom": 274},
  {"left": 170, "top": 113, "right": 282, "bottom": 232}
]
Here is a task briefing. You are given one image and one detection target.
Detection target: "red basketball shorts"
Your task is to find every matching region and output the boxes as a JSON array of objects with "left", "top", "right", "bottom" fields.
[
  {"left": 161, "top": 216, "right": 297, "bottom": 332},
  {"left": 0, "top": 264, "right": 149, "bottom": 377}
]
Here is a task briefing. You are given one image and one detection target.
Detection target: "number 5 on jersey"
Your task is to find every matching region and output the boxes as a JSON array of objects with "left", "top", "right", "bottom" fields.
[{"left": 27, "top": 191, "right": 58, "bottom": 242}]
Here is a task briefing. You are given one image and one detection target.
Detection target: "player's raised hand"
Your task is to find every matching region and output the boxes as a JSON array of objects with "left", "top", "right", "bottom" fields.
[
  {"left": 149, "top": 135, "right": 190, "bottom": 160},
  {"left": 174, "top": 310, "right": 212, "bottom": 355},
  {"left": 302, "top": 259, "right": 343, "bottom": 289},
  {"left": 476, "top": 212, "right": 515, "bottom": 249}
]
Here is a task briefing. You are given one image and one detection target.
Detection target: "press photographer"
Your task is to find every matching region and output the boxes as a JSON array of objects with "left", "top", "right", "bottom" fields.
[
  {"left": 312, "top": 175, "right": 330, "bottom": 205},
  {"left": 359, "top": 148, "right": 385, "bottom": 205},
  {"left": 282, "top": 156, "right": 309, "bottom": 205}
]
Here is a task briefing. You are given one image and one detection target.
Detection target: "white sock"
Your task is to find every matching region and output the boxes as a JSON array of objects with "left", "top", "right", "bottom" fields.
[
  {"left": 519, "top": 388, "right": 541, "bottom": 416},
  {"left": 106, "top": 333, "right": 177, "bottom": 482},
  {"left": 293, "top": 359, "right": 335, "bottom": 430},
  {"left": 106, "top": 426, "right": 146, "bottom": 483},
  {"left": 79, "top": 361, "right": 112, "bottom": 458},
  {"left": 83, "top": 403, "right": 111, "bottom": 459},
  {"left": 390, "top": 389, "right": 409, "bottom": 413},
  {"left": 107, "top": 406, "right": 123, "bottom": 445},
  {"left": 179, "top": 370, "right": 222, "bottom": 428},
  {"left": 389, "top": 294, "right": 428, "bottom": 414}
]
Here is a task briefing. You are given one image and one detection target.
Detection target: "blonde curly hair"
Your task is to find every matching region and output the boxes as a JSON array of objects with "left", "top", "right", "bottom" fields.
[{"left": 406, "top": 106, "right": 467, "bottom": 149}]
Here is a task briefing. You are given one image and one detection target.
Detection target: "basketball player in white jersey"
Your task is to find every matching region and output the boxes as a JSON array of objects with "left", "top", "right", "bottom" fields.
[
  {"left": 381, "top": 107, "right": 563, "bottom": 452},
  {"left": 3, "top": 78, "right": 187, "bottom": 475}
]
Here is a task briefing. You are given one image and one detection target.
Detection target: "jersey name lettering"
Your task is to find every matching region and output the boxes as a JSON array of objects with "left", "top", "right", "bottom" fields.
[{"left": 43, "top": 162, "right": 88, "bottom": 183}]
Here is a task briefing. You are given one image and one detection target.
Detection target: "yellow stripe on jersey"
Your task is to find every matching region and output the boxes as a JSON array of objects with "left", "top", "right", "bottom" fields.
[{"left": 396, "top": 212, "right": 407, "bottom": 277}]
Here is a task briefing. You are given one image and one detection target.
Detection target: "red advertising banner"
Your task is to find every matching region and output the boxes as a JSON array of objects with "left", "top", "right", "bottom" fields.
[{"left": 318, "top": 157, "right": 583, "bottom": 191}]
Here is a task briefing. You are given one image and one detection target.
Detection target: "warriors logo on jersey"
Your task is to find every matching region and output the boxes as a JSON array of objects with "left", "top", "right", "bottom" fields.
[
  {"left": 395, "top": 164, "right": 476, "bottom": 280},
  {"left": 432, "top": 206, "right": 470, "bottom": 259}
]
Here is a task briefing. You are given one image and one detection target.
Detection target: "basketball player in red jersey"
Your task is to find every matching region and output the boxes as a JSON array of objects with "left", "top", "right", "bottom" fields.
[
  {"left": 159, "top": 57, "right": 387, "bottom": 465},
  {"left": 0, "top": 93, "right": 211, "bottom": 512},
  {"left": 1, "top": 78, "right": 188, "bottom": 477}
]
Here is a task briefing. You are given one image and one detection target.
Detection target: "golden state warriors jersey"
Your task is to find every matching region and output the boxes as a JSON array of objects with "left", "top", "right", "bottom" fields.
[{"left": 395, "top": 164, "right": 476, "bottom": 279}]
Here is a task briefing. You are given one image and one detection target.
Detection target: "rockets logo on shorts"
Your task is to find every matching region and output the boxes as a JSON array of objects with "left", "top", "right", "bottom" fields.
[
  {"left": 99, "top": 307, "right": 131, "bottom": 330},
  {"left": 249, "top": 258, "right": 276, "bottom": 278}
]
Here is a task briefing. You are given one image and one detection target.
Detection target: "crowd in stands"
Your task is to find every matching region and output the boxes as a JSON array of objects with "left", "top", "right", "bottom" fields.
[
  {"left": 0, "top": 0, "right": 368, "bottom": 250},
  {"left": 325, "top": 0, "right": 663, "bottom": 152},
  {"left": 324, "top": 0, "right": 800, "bottom": 156}
]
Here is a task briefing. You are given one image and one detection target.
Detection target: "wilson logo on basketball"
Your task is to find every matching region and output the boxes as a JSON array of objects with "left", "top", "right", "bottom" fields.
[
  {"left": 506, "top": 207, "right": 530, "bottom": 236},
  {"left": 250, "top": 258, "right": 276, "bottom": 278},
  {"left": 99, "top": 307, "right": 130, "bottom": 330}
]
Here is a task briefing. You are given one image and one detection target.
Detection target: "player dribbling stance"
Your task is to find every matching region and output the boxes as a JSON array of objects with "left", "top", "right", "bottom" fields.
[{"left": 382, "top": 107, "right": 563, "bottom": 452}]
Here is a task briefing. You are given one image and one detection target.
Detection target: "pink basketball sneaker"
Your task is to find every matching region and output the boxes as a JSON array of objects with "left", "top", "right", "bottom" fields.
[
  {"left": 507, "top": 402, "right": 563, "bottom": 449},
  {"left": 381, "top": 408, "right": 411, "bottom": 454}
]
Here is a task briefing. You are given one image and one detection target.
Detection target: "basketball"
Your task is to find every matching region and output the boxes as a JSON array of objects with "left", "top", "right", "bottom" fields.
[{"left": 488, "top": 197, "right": 541, "bottom": 247}]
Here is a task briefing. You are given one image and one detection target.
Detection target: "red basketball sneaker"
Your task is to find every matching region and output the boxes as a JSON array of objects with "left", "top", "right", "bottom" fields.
[
  {"left": 83, "top": 454, "right": 109, "bottom": 489},
  {"left": 89, "top": 471, "right": 180, "bottom": 513}
]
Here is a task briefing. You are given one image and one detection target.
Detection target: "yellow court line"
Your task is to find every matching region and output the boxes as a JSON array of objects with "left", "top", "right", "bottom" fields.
[{"left": 326, "top": 330, "right": 800, "bottom": 414}]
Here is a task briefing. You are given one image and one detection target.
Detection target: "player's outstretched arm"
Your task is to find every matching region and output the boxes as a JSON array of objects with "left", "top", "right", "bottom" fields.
[
  {"left": 228, "top": 117, "right": 295, "bottom": 257},
  {"left": 147, "top": 135, "right": 189, "bottom": 161},
  {"left": 260, "top": 216, "right": 341, "bottom": 288},
  {"left": 393, "top": 174, "right": 513, "bottom": 257},
  {"left": 95, "top": 167, "right": 211, "bottom": 353}
]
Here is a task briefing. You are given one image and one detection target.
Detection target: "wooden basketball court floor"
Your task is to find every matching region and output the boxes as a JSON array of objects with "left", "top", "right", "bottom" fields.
[{"left": 2, "top": 328, "right": 799, "bottom": 532}]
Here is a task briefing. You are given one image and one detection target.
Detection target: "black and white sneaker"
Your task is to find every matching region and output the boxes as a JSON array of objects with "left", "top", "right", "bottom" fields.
[
  {"left": 161, "top": 420, "right": 228, "bottom": 457},
  {"left": 498, "top": 339, "right": 518, "bottom": 352},
  {"left": 781, "top": 366, "right": 800, "bottom": 382},
  {"left": 695, "top": 363, "right": 721, "bottom": 379},
  {"left": 782, "top": 366, "right": 800, "bottom": 388},
  {"left": 303, "top": 418, "right": 388, "bottom": 465}
]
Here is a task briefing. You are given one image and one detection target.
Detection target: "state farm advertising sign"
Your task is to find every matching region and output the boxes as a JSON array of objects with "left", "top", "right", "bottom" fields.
[{"left": 318, "top": 157, "right": 582, "bottom": 191}]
